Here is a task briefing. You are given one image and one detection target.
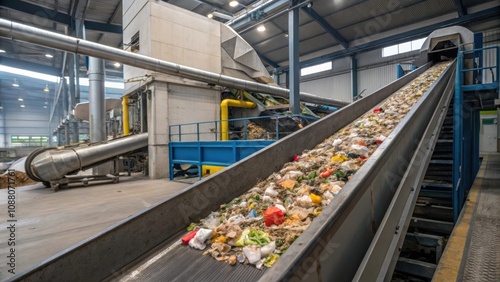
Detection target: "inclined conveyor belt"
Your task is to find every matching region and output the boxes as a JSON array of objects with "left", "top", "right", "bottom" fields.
[{"left": 8, "top": 61, "right": 457, "bottom": 282}]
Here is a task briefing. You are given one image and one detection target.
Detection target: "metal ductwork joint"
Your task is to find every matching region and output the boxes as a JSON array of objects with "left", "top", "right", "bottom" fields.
[{"left": 25, "top": 133, "right": 148, "bottom": 182}]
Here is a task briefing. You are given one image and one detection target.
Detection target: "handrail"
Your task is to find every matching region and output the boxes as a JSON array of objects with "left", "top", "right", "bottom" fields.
[{"left": 169, "top": 114, "right": 318, "bottom": 142}]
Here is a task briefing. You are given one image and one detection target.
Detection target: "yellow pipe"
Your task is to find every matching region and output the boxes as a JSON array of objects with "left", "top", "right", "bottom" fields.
[
  {"left": 122, "top": 96, "right": 130, "bottom": 136},
  {"left": 221, "top": 99, "right": 256, "bottom": 141}
]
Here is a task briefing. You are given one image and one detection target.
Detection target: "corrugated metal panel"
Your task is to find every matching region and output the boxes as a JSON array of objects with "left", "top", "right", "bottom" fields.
[
  {"left": 358, "top": 64, "right": 397, "bottom": 97},
  {"left": 357, "top": 48, "right": 419, "bottom": 68},
  {"left": 300, "top": 73, "right": 352, "bottom": 103}
]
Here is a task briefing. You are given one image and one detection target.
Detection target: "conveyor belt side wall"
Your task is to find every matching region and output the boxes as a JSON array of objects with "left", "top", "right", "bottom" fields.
[{"left": 8, "top": 64, "right": 433, "bottom": 281}]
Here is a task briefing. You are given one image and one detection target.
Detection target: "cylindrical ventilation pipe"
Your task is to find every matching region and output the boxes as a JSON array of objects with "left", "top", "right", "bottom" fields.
[
  {"left": 0, "top": 19, "right": 349, "bottom": 108},
  {"left": 88, "top": 57, "right": 106, "bottom": 143}
]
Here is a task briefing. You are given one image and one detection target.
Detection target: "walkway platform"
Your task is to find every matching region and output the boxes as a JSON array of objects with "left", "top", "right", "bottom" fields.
[{"left": 433, "top": 153, "right": 500, "bottom": 281}]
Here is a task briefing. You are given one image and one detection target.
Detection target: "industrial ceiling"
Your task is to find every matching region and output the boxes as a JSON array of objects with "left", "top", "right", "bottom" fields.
[{"left": 0, "top": 0, "right": 499, "bottom": 111}]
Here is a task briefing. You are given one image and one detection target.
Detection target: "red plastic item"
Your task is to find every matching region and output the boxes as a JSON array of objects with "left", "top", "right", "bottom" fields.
[
  {"left": 373, "top": 107, "right": 383, "bottom": 114},
  {"left": 376, "top": 139, "right": 383, "bottom": 145},
  {"left": 181, "top": 229, "right": 198, "bottom": 245},
  {"left": 320, "top": 168, "right": 334, "bottom": 178},
  {"left": 263, "top": 207, "right": 285, "bottom": 227},
  {"left": 293, "top": 155, "right": 300, "bottom": 162}
]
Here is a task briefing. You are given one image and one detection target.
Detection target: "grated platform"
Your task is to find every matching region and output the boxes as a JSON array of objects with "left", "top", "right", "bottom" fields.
[{"left": 462, "top": 153, "right": 500, "bottom": 281}]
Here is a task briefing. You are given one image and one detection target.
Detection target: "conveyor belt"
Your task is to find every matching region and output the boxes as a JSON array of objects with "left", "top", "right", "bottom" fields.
[
  {"left": 7, "top": 62, "right": 456, "bottom": 282},
  {"left": 114, "top": 231, "right": 266, "bottom": 282}
]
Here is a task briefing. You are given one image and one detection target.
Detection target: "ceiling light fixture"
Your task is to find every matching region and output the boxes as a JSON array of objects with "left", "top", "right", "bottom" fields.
[
  {"left": 12, "top": 78, "right": 19, "bottom": 87},
  {"left": 229, "top": 1, "right": 239, "bottom": 7},
  {"left": 44, "top": 105, "right": 47, "bottom": 109},
  {"left": 113, "top": 62, "right": 121, "bottom": 67},
  {"left": 212, "top": 11, "right": 233, "bottom": 20},
  {"left": 0, "top": 49, "right": 5, "bottom": 53},
  {"left": 257, "top": 24, "right": 266, "bottom": 32},
  {"left": 207, "top": 13, "right": 214, "bottom": 18},
  {"left": 18, "top": 98, "right": 24, "bottom": 101},
  {"left": 44, "top": 83, "right": 49, "bottom": 92},
  {"left": 45, "top": 54, "right": 53, "bottom": 58},
  {"left": 20, "top": 105, "right": 25, "bottom": 108}
]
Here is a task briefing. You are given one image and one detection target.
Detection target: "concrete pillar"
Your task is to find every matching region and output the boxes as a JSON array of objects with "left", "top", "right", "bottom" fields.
[
  {"left": 147, "top": 82, "right": 169, "bottom": 179},
  {"left": 88, "top": 57, "right": 106, "bottom": 143}
]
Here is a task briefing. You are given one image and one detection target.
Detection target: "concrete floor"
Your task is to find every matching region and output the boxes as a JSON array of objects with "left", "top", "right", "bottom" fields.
[{"left": 0, "top": 174, "right": 189, "bottom": 280}]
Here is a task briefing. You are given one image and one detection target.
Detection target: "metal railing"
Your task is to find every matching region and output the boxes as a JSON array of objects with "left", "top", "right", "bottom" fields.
[{"left": 168, "top": 114, "right": 318, "bottom": 142}]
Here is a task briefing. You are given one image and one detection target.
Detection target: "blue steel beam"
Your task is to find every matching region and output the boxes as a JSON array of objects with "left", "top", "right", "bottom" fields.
[
  {"left": 301, "top": 6, "right": 349, "bottom": 49},
  {"left": 454, "top": 0, "right": 467, "bottom": 17},
  {"left": 0, "top": 0, "right": 122, "bottom": 34},
  {"left": 227, "top": 0, "right": 289, "bottom": 30},
  {"left": 278, "top": 6, "right": 500, "bottom": 71},
  {"left": 289, "top": 0, "right": 300, "bottom": 114}
]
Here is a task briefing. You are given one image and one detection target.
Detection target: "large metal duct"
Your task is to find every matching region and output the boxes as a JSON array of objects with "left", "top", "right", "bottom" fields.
[
  {"left": 0, "top": 19, "right": 349, "bottom": 108},
  {"left": 26, "top": 133, "right": 148, "bottom": 182},
  {"left": 88, "top": 57, "right": 106, "bottom": 143}
]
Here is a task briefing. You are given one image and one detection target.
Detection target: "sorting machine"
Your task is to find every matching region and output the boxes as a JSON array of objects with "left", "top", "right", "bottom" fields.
[{"left": 1, "top": 19, "right": 496, "bottom": 281}]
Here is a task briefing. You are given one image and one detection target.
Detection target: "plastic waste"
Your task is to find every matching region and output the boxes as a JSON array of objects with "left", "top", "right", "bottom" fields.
[
  {"left": 203, "top": 212, "right": 220, "bottom": 229},
  {"left": 350, "top": 144, "right": 370, "bottom": 157},
  {"left": 332, "top": 138, "right": 342, "bottom": 147},
  {"left": 243, "top": 245, "right": 261, "bottom": 264},
  {"left": 227, "top": 214, "right": 245, "bottom": 225},
  {"left": 181, "top": 229, "right": 198, "bottom": 245},
  {"left": 260, "top": 241, "right": 276, "bottom": 257},
  {"left": 309, "top": 193, "right": 322, "bottom": 205},
  {"left": 195, "top": 228, "right": 213, "bottom": 243},
  {"left": 286, "top": 207, "right": 309, "bottom": 220},
  {"left": 189, "top": 237, "right": 206, "bottom": 250},
  {"left": 295, "top": 195, "right": 313, "bottom": 208},
  {"left": 236, "top": 252, "right": 246, "bottom": 263},
  {"left": 275, "top": 204, "right": 286, "bottom": 213},
  {"left": 264, "top": 186, "right": 279, "bottom": 197},
  {"left": 263, "top": 206, "right": 285, "bottom": 226},
  {"left": 246, "top": 209, "right": 257, "bottom": 219}
]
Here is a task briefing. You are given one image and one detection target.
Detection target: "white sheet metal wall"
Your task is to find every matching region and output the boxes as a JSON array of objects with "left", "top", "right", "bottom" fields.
[
  {"left": 358, "top": 64, "right": 397, "bottom": 98},
  {"left": 482, "top": 28, "right": 500, "bottom": 84},
  {"left": 301, "top": 73, "right": 352, "bottom": 102},
  {"left": 298, "top": 48, "right": 417, "bottom": 102},
  {"left": 4, "top": 107, "right": 49, "bottom": 147}
]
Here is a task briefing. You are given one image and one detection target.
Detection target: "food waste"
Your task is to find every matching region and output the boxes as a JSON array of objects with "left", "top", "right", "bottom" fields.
[{"left": 181, "top": 62, "right": 451, "bottom": 269}]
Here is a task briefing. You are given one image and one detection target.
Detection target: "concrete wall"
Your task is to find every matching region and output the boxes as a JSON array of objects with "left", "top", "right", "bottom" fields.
[
  {"left": 168, "top": 84, "right": 221, "bottom": 142},
  {"left": 123, "top": 0, "right": 222, "bottom": 93}
]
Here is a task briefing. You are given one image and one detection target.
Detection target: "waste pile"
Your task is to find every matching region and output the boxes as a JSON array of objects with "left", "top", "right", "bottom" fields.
[
  {"left": 182, "top": 62, "right": 450, "bottom": 269},
  {"left": 0, "top": 171, "right": 38, "bottom": 189}
]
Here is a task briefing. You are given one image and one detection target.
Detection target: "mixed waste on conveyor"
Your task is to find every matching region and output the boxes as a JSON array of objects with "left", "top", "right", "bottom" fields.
[{"left": 181, "top": 61, "right": 451, "bottom": 269}]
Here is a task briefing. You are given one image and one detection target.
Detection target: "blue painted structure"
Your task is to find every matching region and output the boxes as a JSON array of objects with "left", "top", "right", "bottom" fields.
[
  {"left": 453, "top": 45, "right": 499, "bottom": 221},
  {"left": 169, "top": 115, "right": 317, "bottom": 180}
]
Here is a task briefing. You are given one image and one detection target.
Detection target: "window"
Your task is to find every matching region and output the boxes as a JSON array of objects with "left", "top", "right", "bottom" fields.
[
  {"left": 382, "top": 37, "right": 427, "bottom": 57},
  {"left": 130, "top": 31, "right": 140, "bottom": 53},
  {"left": 11, "top": 136, "right": 48, "bottom": 147},
  {"left": 301, "top": 61, "right": 332, "bottom": 76}
]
